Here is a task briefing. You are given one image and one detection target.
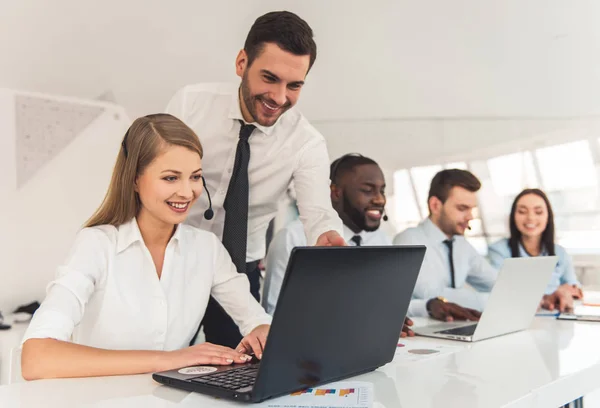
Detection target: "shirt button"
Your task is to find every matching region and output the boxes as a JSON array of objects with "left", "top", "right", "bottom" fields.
[
  {"left": 228, "top": 168, "right": 233, "bottom": 174},
  {"left": 220, "top": 190, "right": 226, "bottom": 195}
]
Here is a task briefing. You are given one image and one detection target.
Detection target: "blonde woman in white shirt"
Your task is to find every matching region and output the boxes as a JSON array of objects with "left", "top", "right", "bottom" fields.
[{"left": 21, "top": 114, "right": 271, "bottom": 380}]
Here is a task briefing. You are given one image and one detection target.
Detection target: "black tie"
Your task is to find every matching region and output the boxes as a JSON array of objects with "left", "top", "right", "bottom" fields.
[
  {"left": 443, "top": 239, "right": 456, "bottom": 288},
  {"left": 221, "top": 121, "right": 255, "bottom": 273},
  {"left": 350, "top": 235, "right": 362, "bottom": 246}
]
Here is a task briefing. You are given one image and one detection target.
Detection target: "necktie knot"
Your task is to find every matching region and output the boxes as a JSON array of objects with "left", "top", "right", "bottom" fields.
[
  {"left": 443, "top": 239, "right": 453, "bottom": 250},
  {"left": 238, "top": 121, "right": 256, "bottom": 140},
  {"left": 350, "top": 235, "right": 362, "bottom": 246}
]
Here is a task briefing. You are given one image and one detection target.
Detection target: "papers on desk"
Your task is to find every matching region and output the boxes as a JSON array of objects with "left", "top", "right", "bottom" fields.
[
  {"left": 583, "top": 291, "right": 600, "bottom": 307},
  {"left": 557, "top": 291, "right": 600, "bottom": 321},
  {"left": 262, "top": 381, "right": 373, "bottom": 408},
  {"left": 558, "top": 305, "right": 600, "bottom": 322},
  {"left": 178, "top": 381, "right": 373, "bottom": 408},
  {"left": 392, "top": 338, "right": 463, "bottom": 364}
]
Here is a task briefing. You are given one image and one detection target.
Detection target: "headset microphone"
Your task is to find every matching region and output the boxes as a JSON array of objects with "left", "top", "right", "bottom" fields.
[{"left": 202, "top": 176, "right": 214, "bottom": 220}]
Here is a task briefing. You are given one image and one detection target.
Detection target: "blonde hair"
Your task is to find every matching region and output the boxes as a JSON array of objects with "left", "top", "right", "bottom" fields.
[{"left": 85, "top": 113, "right": 203, "bottom": 228}]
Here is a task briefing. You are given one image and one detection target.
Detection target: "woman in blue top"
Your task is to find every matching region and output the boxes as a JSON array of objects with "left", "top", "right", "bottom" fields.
[{"left": 488, "top": 188, "right": 582, "bottom": 311}]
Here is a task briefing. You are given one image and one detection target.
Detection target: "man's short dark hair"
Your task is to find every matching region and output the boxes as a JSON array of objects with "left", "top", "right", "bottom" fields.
[
  {"left": 428, "top": 169, "right": 481, "bottom": 205},
  {"left": 244, "top": 11, "right": 317, "bottom": 71},
  {"left": 330, "top": 154, "right": 378, "bottom": 185}
]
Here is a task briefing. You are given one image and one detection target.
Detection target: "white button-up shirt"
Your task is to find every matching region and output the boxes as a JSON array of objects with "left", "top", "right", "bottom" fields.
[
  {"left": 22, "top": 218, "right": 272, "bottom": 351},
  {"left": 165, "top": 83, "right": 343, "bottom": 263},
  {"left": 262, "top": 220, "right": 391, "bottom": 314},
  {"left": 394, "top": 218, "right": 497, "bottom": 317}
]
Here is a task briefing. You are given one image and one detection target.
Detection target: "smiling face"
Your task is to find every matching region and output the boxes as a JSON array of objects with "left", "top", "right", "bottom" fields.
[
  {"left": 135, "top": 144, "right": 203, "bottom": 229},
  {"left": 332, "top": 164, "right": 386, "bottom": 233},
  {"left": 236, "top": 42, "right": 310, "bottom": 127},
  {"left": 513, "top": 193, "right": 549, "bottom": 240}
]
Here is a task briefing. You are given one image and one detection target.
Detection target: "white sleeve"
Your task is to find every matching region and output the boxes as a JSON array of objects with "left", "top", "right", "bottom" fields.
[
  {"left": 22, "top": 228, "right": 108, "bottom": 344},
  {"left": 210, "top": 236, "right": 272, "bottom": 336},
  {"left": 165, "top": 86, "right": 187, "bottom": 120},
  {"left": 263, "top": 226, "right": 302, "bottom": 315},
  {"left": 293, "top": 138, "right": 343, "bottom": 245}
]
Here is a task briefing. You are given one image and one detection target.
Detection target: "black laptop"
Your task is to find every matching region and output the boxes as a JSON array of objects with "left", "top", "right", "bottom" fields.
[{"left": 152, "top": 245, "right": 426, "bottom": 403}]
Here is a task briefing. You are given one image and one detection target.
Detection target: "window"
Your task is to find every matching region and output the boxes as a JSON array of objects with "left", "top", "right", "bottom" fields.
[
  {"left": 536, "top": 140, "right": 597, "bottom": 191},
  {"left": 410, "top": 165, "right": 442, "bottom": 217},
  {"left": 536, "top": 140, "right": 600, "bottom": 251},
  {"left": 487, "top": 151, "right": 538, "bottom": 197},
  {"left": 392, "top": 170, "right": 422, "bottom": 231}
]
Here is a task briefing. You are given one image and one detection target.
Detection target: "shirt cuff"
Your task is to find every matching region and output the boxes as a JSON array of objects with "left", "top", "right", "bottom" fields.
[
  {"left": 306, "top": 218, "right": 344, "bottom": 246},
  {"left": 407, "top": 299, "right": 429, "bottom": 318},
  {"left": 21, "top": 310, "right": 74, "bottom": 345},
  {"left": 238, "top": 313, "right": 273, "bottom": 337}
]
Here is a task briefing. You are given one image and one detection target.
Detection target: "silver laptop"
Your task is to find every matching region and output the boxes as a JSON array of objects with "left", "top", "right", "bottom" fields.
[{"left": 414, "top": 256, "right": 558, "bottom": 342}]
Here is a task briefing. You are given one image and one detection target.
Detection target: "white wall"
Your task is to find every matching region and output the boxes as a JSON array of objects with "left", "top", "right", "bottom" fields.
[
  {"left": 0, "top": 90, "right": 129, "bottom": 313},
  {"left": 2, "top": 0, "right": 600, "bottom": 121}
]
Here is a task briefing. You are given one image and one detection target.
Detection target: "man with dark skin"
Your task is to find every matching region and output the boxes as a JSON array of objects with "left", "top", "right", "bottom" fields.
[{"left": 264, "top": 154, "right": 415, "bottom": 336}]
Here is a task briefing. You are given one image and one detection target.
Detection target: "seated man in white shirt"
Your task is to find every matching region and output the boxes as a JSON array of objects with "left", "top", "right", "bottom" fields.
[
  {"left": 264, "top": 154, "right": 414, "bottom": 337},
  {"left": 166, "top": 11, "right": 344, "bottom": 348},
  {"left": 394, "top": 169, "right": 497, "bottom": 321}
]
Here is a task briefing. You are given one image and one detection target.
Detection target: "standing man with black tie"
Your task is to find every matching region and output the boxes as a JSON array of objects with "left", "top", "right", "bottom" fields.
[
  {"left": 166, "top": 11, "right": 344, "bottom": 349},
  {"left": 393, "top": 169, "right": 497, "bottom": 322}
]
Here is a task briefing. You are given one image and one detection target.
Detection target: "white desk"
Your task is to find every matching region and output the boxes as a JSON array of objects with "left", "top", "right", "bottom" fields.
[
  {"left": 0, "top": 319, "right": 28, "bottom": 385},
  {"left": 0, "top": 318, "right": 599, "bottom": 407}
]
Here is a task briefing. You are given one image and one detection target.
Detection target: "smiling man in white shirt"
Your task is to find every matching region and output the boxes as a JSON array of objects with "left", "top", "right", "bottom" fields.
[
  {"left": 263, "top": 154, "right": 415, "bottom": 337},
  {"left": 166, "top": 11, "right": 344, "bottom": 348}
]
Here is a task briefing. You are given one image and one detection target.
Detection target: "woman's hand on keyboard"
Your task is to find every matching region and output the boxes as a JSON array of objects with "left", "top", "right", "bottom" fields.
[
  {"left": 166, "top": 343, "right": 252, "bottom": 370},
  {"left": 236, "top": 324, "right": 270, "bottom": 360}
]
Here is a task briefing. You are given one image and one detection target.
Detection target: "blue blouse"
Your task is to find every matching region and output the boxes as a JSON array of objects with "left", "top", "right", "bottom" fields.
[{"left": 488, "top": 238, "right": 580, "bottom": 295}]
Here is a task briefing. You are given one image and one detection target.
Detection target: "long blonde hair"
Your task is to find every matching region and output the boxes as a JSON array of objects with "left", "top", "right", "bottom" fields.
[{"left": 85, "top": 114, "right": 203, "bottom": 228}]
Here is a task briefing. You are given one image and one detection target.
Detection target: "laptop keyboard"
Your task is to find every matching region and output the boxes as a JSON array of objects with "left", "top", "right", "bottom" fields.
[
  {"left": 435, "top": 324, "right": 477, "bottom": 336},
  {"left": 190, "top": 365, "right": 259, "bottom": 390}
]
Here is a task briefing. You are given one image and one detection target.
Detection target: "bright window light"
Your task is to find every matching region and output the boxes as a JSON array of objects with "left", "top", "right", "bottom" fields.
[
  {"left": 536, "top": 140, "right": 597, "bottom": 191},
  {"left": 487, "top": 151, "right": 538, "bottom": 197},
  {"left": 393, "top": 169, "right": 422, "bottom": 223},
  {"left": 410, "top": 165, "right": 443, "bottom": 216}
]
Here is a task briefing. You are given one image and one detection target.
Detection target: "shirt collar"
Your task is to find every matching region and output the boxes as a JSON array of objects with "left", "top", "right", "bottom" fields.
[
  {"left": 422, "top": 218, "right": 453, "bottom": 244},
  {"left": 342, "top": 224, "right": 359, "bottom": 243},
  {"left": 227, "top": 86, "right": 279, "bottom": 136},
  {"left": 518, "top": 242, "right": 549, "bottom": 257},
  {"left": 117, "top": 217, "right": 183, "bottom": 253},
  {"left": 342, "top": 223, "right": 378, "bottom": 244}
]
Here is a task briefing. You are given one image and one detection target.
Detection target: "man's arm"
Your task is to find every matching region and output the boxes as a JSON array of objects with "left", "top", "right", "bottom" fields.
[{"left": 292, "top": 138, "right": 343, "bottom": 245}]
